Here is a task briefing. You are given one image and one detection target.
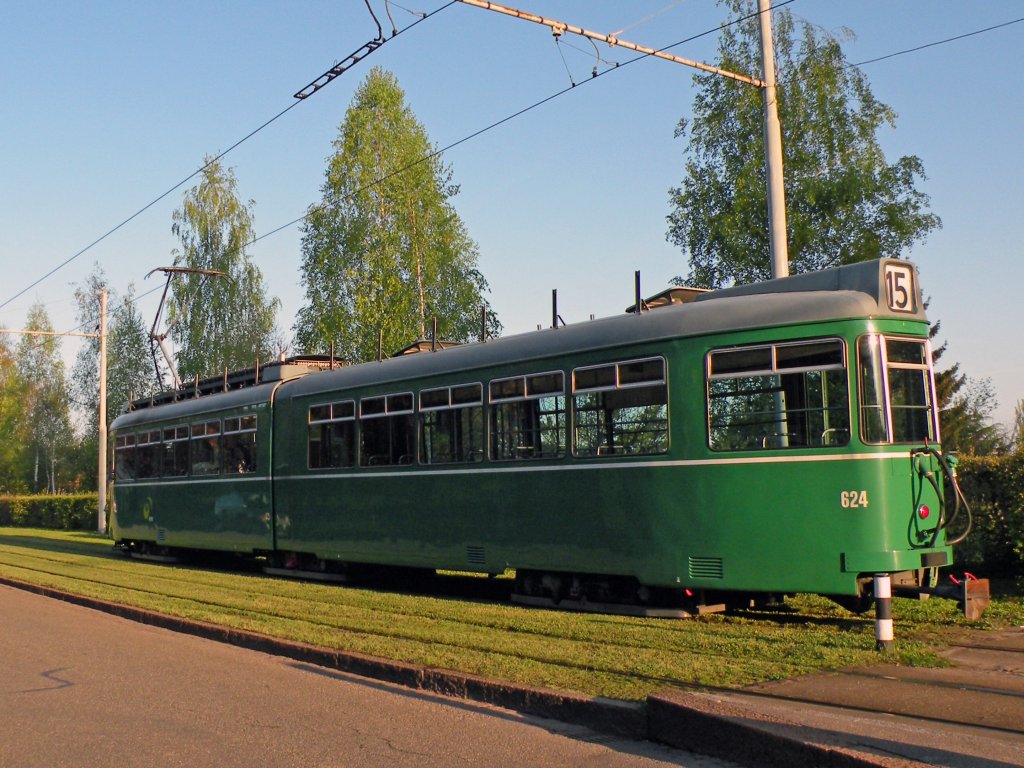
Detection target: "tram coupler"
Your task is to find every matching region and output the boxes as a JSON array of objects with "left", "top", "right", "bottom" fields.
[{"left": 891, "top": 571, "right": 990, "bottom": 620}]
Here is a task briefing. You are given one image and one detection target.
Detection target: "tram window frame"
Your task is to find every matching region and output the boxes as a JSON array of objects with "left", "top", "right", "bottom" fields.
[
  {"left": 706, "top": 339, "right": 850, "bottom": 452},
  {"left": 420, "top": 383, "right": 485, "bottom": 465},
  {"left": 572, "top": 357, "right": 668, "bottom": 458},
  {"left": 359, "top": 392, "right": 415, "bottom": 467},
  {"left": 308, "top": 400, "right": 356, "bottom": 470},
  {"left": 190, "top": 420, "right": 222, "bottom": 476},
  {"left": 135, "top": 430, "right": 162, "bottom": 479},
  {"left": 162, "top": 425, "right": 189, "bottom": 477},
  {"left": 114, "top": 433, "right": 136, "bottom": 481},
  {"left": 857, "top": 334, "right": 937, "bottom": 445},
  {"left": 223, "top": 414, "right": 258, "bottom": 474},
  {"left": 489, "top": 371, "right": 566, "bottom": 461}
]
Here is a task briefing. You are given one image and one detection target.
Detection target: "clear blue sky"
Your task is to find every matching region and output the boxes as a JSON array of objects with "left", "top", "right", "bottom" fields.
[{"left": 2, "top": 1, "right": 1021, "bottom": 427}]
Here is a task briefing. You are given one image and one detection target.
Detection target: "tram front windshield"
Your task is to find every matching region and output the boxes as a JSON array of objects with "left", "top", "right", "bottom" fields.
[{"left": 858, "top": 335, "right": 937, "bottom": 444}]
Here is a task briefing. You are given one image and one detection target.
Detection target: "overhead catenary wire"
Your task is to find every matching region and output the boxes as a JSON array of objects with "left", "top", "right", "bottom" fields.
[
  {"left": 43, "top": 3, "right": 1024, "bottom": 335},
  {"left": 250, "top": 1, "right": 792, "bottom": 248},
  {"left": 251, "top": 3, "right": 1024, "bottom": 271},
  {"left": 852, "top": 16, "right": 1024, "bottom": 68},
  {"left": 0, "top": 1, "right": 458, "bottom": 317}
]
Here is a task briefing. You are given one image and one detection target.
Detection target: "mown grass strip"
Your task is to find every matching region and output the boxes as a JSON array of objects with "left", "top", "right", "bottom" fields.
[{"left": 2, "top": 528, "right": 1021, "bottom": 701}]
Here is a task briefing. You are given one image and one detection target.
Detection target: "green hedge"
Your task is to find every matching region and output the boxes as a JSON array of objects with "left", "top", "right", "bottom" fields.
[
  {"left": 956, "top": 453, "right": 1024, "bottom": 580},
  {"left": 0, "top": 494, "right": 99, "bottom": 530}
]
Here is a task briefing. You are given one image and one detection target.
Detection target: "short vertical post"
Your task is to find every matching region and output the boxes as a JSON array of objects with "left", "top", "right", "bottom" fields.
[{"left": 874, "top": 573, "right": 894, "bottom": 653}]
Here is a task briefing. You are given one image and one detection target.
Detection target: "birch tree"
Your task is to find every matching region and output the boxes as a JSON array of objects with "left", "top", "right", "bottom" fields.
[
  {"left": 667, "top": 0, "right": 941, "bottom": 287},
  {"left": 170, "top": 158, "right": 282, "bottom": 380},
  {"left": 295, "top": 67, "right": 499, "bottom": 361}
]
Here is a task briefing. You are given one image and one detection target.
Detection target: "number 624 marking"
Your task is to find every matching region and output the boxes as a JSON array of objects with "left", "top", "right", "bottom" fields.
[{"left": 840, "top": 490, "right": 869, "bottom": 508}]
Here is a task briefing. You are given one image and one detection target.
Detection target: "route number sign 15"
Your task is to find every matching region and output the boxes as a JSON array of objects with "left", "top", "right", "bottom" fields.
[{"left": 884, "top": 262, "right": 917, "bottom": 313}]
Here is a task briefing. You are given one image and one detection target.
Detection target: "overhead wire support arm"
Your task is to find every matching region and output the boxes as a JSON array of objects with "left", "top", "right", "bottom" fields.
[
  {"left": 456, "top": 0, "right": 765, "bottom": 88},
  {"left": 457, "top": 0, "right": 789, "bottom": 279}
]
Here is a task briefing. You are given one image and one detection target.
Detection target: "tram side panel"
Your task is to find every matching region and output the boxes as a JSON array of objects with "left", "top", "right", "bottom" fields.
[
  {"left": 268, "top": 319, "right": 950, "bottom": 599},
  {"left": 111, "top": 400, "right": 275, "bottom": 554},
  {"left": 269, "top": 351, "right": 689, "bottom": 582},
  {"left": 671, "top": 321, "right": 950, "bottom": 598}
]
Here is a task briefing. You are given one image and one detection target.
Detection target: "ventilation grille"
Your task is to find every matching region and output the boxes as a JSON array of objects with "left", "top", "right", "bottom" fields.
[
  {"left": 688, "top": 556, "right": 724, "bottom": 580},
  {"left": 156, "top": 528, "right": 167, "bottom": 543},
  {"left": 466, "top": 545, "right": 486, "bottom": 566}
]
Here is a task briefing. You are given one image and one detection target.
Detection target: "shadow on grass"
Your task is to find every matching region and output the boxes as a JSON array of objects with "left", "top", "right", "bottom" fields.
[{"left": 0, "top": 531, "right": 119, "bottom": 559}]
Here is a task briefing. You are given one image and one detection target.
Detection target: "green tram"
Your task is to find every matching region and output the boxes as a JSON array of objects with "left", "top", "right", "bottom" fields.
[{"left": 110, "top": 258, "right": 965, "bottom": 616}]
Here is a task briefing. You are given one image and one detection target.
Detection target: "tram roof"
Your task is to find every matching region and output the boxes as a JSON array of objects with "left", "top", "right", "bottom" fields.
[
  {"left": 283, "top": 258, "right": 926, "bottom": 399},
  {"left": 114, "top": 258, "right": 926, "bottom": 424},
  {"left": 111, "top": 380, "right": 279, "bottom": 430}
]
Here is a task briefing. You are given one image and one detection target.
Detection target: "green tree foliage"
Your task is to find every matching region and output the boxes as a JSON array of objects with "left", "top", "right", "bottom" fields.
[
  {"left": 70, "top": 265, "right": 111, "bottom": 443},
  {"left": 930, "top": 319, "right": 1008, "bottom": 455},
  {"left": 940, "top": 376, "right": 1008, "bottom": 455},
  {"left": 667, "top": 1, "right": 941, "bottom": 287},
  {"left": 0, "top": 333, "right": 27, "bottom": 492},
  {"left": 170, "top": 158, "right": 282, "bottom": 381},
  {"left": 66, "top": 270, "right": 161, "bottom": 491},
  {"left": 15, "top": 304, "right": 75, "bottom": 493},
  {"left": 1012, "top": 400, "right": 1024, "bottom": 453},
  {"left": 295, "top": 67, "right": 499, "bottom": 361},
  {"left": 107, "top": 285, "right": 161, "bottom": 414}
]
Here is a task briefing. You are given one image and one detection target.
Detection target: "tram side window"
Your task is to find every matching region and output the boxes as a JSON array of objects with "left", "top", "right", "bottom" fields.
[
  {"left": 162, "top": 425, "right": 189, "bottom": 477},
  {"left": 223, "top": 415, "right": 258, "bottom": 474},
  {"left": 115, "top": 434, "right": 136, "bottom": 480},
  {"left": 573, "top": 358, "right": 667, "bottom": 457},
  {"left": 707, "top": 340, "right": 850, "bottom": 451},
  {"left": 360, "top": 393, "right": 415, "bottom": 466},
  {"left": 421, "top": 384, "right": 484, "bottom": 464},
  {"left": 135, "top": 430, "right": 162, "bottom": 479},
  {"left": 308, "top": 401, "right": 355, "bottom": 469},
  {"left": 857, "top": 335, "right": 936, "bottom": 444},
  {"left": 190, "top": 420, "right": 222, "bottom": 475},
  {"left": 489, "top": 372, "right": 565, "bottom": 461}
]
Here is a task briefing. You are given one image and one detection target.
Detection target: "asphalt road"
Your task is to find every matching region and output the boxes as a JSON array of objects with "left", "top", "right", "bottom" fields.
[{"left": 0, "top": 584, "right": 738, "bottom": 768}]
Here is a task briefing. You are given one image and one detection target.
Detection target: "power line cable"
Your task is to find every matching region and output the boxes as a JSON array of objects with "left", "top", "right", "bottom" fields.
[
  {"left": 0, "top": 1, "right": 457, "bottom": 316},
  {"left": 65, "top": 1, "right": 756, "bottom": 333},
  {"left": 61, "top": 283, "right": 164, "bottom": 337},
  {"left": 0, "top": 105, "right": 302, "bottom": 316},
  {"left": 70, "top": 2, "right": 1017, "bottom": 333},
  {"left": 251, "top": 2, "right": 792, "bottom": 248},
  {"left": 851, "top": 16, "right": 1024, "bottom": 68}
]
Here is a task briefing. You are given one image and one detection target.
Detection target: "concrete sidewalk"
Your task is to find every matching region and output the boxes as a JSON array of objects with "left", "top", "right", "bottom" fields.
[{"left": 650, "top": 628, "right": 1024, "bottom": 767}]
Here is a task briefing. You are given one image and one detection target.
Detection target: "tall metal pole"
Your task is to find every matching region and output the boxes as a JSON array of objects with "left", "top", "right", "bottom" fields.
[
  {"left": 97, "top": 288, "right": 108, "bottom": 534},
  {"left": 758, "top": 0, "right": 789, "bottom": 279}
]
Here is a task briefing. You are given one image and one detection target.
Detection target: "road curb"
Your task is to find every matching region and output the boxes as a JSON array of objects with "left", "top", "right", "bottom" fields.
[
  {"left": 1, "top": 576, "right": 912, "bottom": 768},
  {"left": 647, "top": 689, "right": 926, "bottom": 768}
]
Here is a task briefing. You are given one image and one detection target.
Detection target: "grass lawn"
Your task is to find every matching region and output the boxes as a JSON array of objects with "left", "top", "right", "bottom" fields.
[{"left": 1, "top": 527, "right": 1020, "bottom": 701}]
